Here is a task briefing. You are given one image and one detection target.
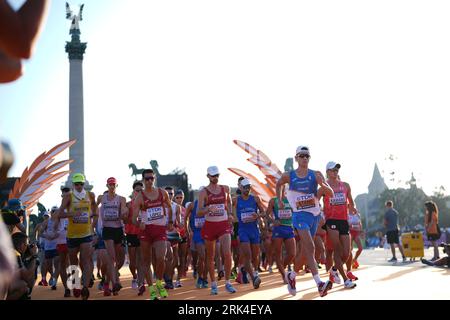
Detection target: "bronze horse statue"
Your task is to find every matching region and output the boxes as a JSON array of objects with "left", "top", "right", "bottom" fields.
[{"left": 129, "top": 163, "right": 145, "bottom": 180}]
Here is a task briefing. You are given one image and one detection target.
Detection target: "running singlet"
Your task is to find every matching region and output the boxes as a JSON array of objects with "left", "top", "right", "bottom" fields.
[
  {"left": 236, "top": 195, "right": 258, "bottom": 227},
  {"left": 56, "top": 217, "right": 68, "bottom": 245},
  {"left": 189, "top": 200, "right": 205, "bottom": 231},
  {"left": 348, "top": 213, "right": 361, "bottom": 231},
  {"left": 286, "top": 169, "right": 320, "bottom": 216},
  {"left": 323, "top": 181, "right": 349, "bottom": 220},
  {"left": 101, "top": 194, "right": 122, "bottom": 227},
  {"left": 142, "top": 189, "right": 167, "bottom": 226},
  {"left": 204, "top": 186, "right": 228, "bottom": 223},
  {"left": 67, "top": 192, "right": 93, "bottom": 239},
  {"left": 273, "top": 197, "right": 293, "bottom": 226}
]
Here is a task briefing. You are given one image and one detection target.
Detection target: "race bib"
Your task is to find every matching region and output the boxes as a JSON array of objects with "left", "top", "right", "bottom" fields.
[
  {"left": 194, "top": 217, "right": 205, "bottom": 228},
  {"left": 295, "top": 194, "right": 316, "bottom": 210},
  {"left": 241, "top": 212, "right": 256, "bottom": 223},
  {"left": 147, "top": 206, "right": 164, "bottom": 221},
  {"left": 208, "top": 204, "right": 226, "bottom": 217},
  {"left": 278, "top": 209, "right": 292, "bottom": 220},
  {"left": 73, "top": 212, "right": 89, "bottom": 224},
  {"left": 104, "top": 209, "right": 119, "bottom": 221},
  {"left": 330, "top": 192, "right": 347, "bottom": 206}
]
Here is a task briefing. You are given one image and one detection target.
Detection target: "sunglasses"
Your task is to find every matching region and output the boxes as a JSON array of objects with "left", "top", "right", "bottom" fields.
[
  {"left": 242, "top": 185, "right": 251, "bottom": 190},
  {"left": 210, "top": 174, "right": 220, "bottom": 178},
  {"left": 175, "top": 196, "right": 183, "bottom": 199},
  {"left": 74, "top": 183, "right": 84, "bottom": 186},
  {"left": 298, "top": 154, "right": 310, "bottom": 159},
  {"left": 168, "top": 193, "right": 174, "bottom": 196},
  {"left": 144, "top": 176, "right": 155, "bottom": 181}
]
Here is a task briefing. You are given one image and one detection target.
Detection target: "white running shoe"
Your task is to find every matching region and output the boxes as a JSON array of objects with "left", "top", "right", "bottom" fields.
[
  {"left": 329, "top": 268, "right": 341, "bottom": 284},
  {"left": 285, "top": 271, "right": 297, "bottom": 296},
  {"left": 344, "top": 279, "right": 357, "bottom": 289},
  {"left": 131, "top": 279, "right": 138, "bottom": 290}
]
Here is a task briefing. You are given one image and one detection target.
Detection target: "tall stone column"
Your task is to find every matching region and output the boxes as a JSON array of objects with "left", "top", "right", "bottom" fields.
[{"left": 65, "top": 29, "right": 88, "bottom": 186}]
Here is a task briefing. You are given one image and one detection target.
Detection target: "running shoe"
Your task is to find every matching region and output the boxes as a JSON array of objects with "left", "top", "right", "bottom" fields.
[
  {"left": 230, "top": 270, "right": 237, "bottom": 280},
  {"left": 253, "top": 276, "right": 261, "bottom": 289},
  {"left": 317, "top": 263, "right": 322, "bottom": 269},
  {"left": 175, "top": 280, "right": 182, "bottom": 288},
  {"left": 51, "top": 285, "right": 57, "bottom": 291},
  {"left": 149, "top": 286, "right": 159, "bottom": 300},
  {"left": 202, "top": 279, "right": 209, "bottom": 289},
  {"left": 318, "top": 280, "right": 333, "bottom": 297},
  {"left": 211, "top": 284, "right": 218, "bottom": 295},
  {"left": 196, "top": 277, "right": 203, "bottom": 289},
  {"left": 81, "top": 286, "right": 90, "bottom": 300},
  {"left": 38, "top": 279, "right": 48, "bottom": 286},
  {"left": 287, "top": 264, "right": 292, "bottom": 272},
  {"left": 64, "top": 288, "right": 71, "bottom": 298},
  {"left": 346, "top": 271, "right": 358, "bottom": 281},
  {"left": 88, "top": 274, "right": 95, "bottom": 288},
  {"left": 241, "top": 267, "right": 249, "bottom": 284},
  {"left": 103, "top": 284, "right": 112, "bottom": 296},
  {"left": 430, "top": 256, "right": 440, "bottom": 262},
  {"left": 285, "top": 271, "right": 297, "bottom": 296},
  {"left": 329, "top": 267, "right": 341, "bottom": 284},
  {"left": 402, "top": 256, "right": 407, "bottom": 263},
  {"left": 352, "top": 260, "right": 359, "bottom": 269},
  {"left": 138, "top": 284, "right": 146, "bottom": 296},
  {"left": 344, "top": 279, "right": 357, "bottom": 289},
  {"left": 131, "top": 279, "right": 138, "bottom": 290},
  {"left": 48, "top": 277, "right": 56, "bottom": 287},
  {"left": 388, "top": 257, "right": 397, "bottom": 262},
  {"left": 73, "top": 288, "right": 81, "bottom": 298},
  {"left": 112, "top": 283, "right": 122, "bottom": 295},
  {"left": 193, "top": 269, "right": 198, "bottom": 279},
  {"left": 225, "top": 282, "right": 237, "bottom": 293},
  {"left": 218, "top": 270, "right": 225, "bottom": 281},
  {"left": 156, "top": 280, "right": 169, "bottom": 298}
]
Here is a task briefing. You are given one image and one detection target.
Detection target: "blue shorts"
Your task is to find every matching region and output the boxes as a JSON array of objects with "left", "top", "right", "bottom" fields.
[
  {"left": 44, "top": 249, "right": 59, "bottom": 259},
  {"left": 272, "top": 225, "right": 295, "bottom": 240},
  {"left": 292, "top": 212, "right": 320, "bottom": 237},
  {"left": 238, "top": 226, "right": 260, "bottom": 244},
  {"left": 193, "top": 230, "right": 205, "bottom": 245}
]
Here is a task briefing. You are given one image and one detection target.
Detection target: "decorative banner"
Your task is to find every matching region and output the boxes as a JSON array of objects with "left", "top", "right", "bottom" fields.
[
  {"left": 8, "top": 140, "right": 76, "bottom": 212},
  {"left": 228, "top": 140, "right": 283, "bottom": 208}
]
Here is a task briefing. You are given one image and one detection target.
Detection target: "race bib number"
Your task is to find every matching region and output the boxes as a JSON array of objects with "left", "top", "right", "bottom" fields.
[
  {"left": 194, "top": 218, "right": 205, "bottom": 228},
  {"left": 295, "top": 194, "right": 316, "bottom": 210},
  {"left": 104, "top": 209, "right": 119, "bottom": 221},
  {"left": 278, "top": 209, "right": 292, "bottom": 220},
  {"left": 241, "top": 212, "right": 256, "bottom": 223},
  {"left": 147, "top": 206, "right": 164, "bottom": 221},
  {"left": 330, "top": 192, "right": 347, "bottom": 206},
  {"left": 73, "top": 212, "right": 89, "bottom": 224},
  {"left": 208, "top": 204, "right": 226, "bottom": 217}
]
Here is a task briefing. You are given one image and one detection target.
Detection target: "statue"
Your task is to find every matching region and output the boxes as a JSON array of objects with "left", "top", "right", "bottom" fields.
[
  {"left": 128, "top": 163, "right": 145, "bottom": 180},
  {"left": 66, "top": 2, "right": 84, "bottom": 34},
  {"left": 150, "top": 160, "right": 161, "bottom": 177},
  {"left": 284, "top": 157, "right": 294, "bottom": 172}
]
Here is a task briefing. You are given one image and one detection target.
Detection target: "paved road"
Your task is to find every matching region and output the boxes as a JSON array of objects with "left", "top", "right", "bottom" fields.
[{"left": 32, "top": 248, "right": 449, "bottom": 300}]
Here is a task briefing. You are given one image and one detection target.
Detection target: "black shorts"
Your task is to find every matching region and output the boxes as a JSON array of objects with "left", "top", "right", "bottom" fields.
[
  {"left": 102, "top": 227, "right": 124, "bottom": 245},
  {"left": 386, "top": 230, "right": 400, "bottom": 244},
  {"left": 44, "top": 249, "right": 58, "bottom": 259},
  {"left": 427, "top": 233, "right": 440, "bottom": 241},
  {"left": 325, "top": 219, "right": 349, "bottom": 235},
  {"left": 67, "top": 235, "right": 93, "bottom": 249},
  {"left": 126, "top": 234, "right": 140, "bottom": 248}
]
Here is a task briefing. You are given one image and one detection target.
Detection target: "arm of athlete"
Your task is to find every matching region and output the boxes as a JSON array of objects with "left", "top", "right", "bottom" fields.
[{"left": 315, "top": 171, "right": 334, "bottom": 198}]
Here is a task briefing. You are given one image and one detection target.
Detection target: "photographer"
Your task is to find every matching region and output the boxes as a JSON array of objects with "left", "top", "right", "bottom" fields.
[
  {"left": 3, "top": 199, "right": 26, "bottom": 234},
  {"left": 421, "top": 243, "right": 450, "bottom": 268},
  {"left": 6, "top": 232, "right": 38, "bottom": 300}
]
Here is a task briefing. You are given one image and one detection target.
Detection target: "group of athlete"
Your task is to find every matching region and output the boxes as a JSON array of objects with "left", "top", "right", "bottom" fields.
[{"left": 36, "top": 145, "right": 365, "bottom": 299}]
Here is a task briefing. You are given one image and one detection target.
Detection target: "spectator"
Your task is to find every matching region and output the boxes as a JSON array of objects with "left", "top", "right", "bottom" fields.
[
  {"left": 0, "top": 0, "right": 50, "bottom": 83},
  {"left": 421, "top": 243, "right": 450, "bottom": 268},
  {"left": 384, "top": 201, "right": 406, "bottom": 262},
  {"left": 424, "top": 201, "right": 441, "bottom": 261},
  {"left": 6, "top": 232, "right": 38, "bottom": 300},
  {"left": 0, "top": 212, "right": 16, "bottom": 299},
  {"left": 3, "top": 199, "right": 26, "bottom": 233}
]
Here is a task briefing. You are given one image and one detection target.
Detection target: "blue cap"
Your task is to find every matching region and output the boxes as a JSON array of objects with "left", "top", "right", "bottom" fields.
[{"left": 6, "top": 198, "right": 25, "bottom": 212}]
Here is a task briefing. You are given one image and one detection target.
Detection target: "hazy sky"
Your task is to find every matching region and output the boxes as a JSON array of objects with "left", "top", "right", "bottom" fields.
[{"left": 1, "top": 0, "right": 450, "bottom": 210}]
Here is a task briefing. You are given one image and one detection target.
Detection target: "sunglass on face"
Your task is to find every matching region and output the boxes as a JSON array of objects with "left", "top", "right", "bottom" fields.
[
  {"left": 74, "top": 183, "right": 84, "bottom": 186},
  {"left": 297, "top": 154, "right": 310, "bottom": 159},
  {"left": 175, "top": 196, "right": 183, "bottom": 199},
  {"left": 210, "top": 174, "right": 219, "bottom": 178},
  {"left": 242, "top": 186, "right": 251, "bottom": 190},
  {"left": 144, "top": 176, "right": 155, "bottom": 181}
]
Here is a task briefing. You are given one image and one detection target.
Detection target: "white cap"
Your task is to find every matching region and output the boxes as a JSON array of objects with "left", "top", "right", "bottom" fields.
[
  {"left": 296, "top": 146, "right": 310, "bottom": 155},
  {"left": 207, "top": 166, "right": 220, "bottom": 176},
  {"left": 326, "top": 161, "right": 341, "bottom": 171},
  {"left": 240, "top": 178, "right": 251, "bottom": 187}
]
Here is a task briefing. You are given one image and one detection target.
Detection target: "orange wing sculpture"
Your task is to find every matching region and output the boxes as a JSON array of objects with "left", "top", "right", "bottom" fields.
[
  {"left": 8, "top": 140, "right": 76, "bottom": 212},
  {"left": 228, "top": 140, "right": 284, "bottom": 208}
]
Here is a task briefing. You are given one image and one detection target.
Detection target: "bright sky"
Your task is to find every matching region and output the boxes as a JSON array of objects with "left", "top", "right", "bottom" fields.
[{"left": 1, "top": 0, "right": 450, "bottom": 211}]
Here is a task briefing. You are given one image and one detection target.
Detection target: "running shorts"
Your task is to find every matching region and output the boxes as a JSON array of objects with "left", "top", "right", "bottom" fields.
[
  {"left": 325, "top": 219, "right": 350, "bottom": 236},
  {"left": 292, "top": 212, "right": 320, "bottom": 237},
  {"left": 272, "top": 225, "right": 295, "bottom": 240},
  {"left": 238, "top": 226, "right": 260, "bottom": 244},
  {"left": 139, "top": 225, "right": 167, "bottom": 244},
  {"left": 201, "top": 221, "right": 232, "bottom": 242},
  {"left": 67, "top": 235, "right": 93, "bottom": 249},
  {"left": 102, "top": 227, "right": 125, "bottom": 245},
  {"left": 126, "top": 234, "right": 140, "bottom": 248}
]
